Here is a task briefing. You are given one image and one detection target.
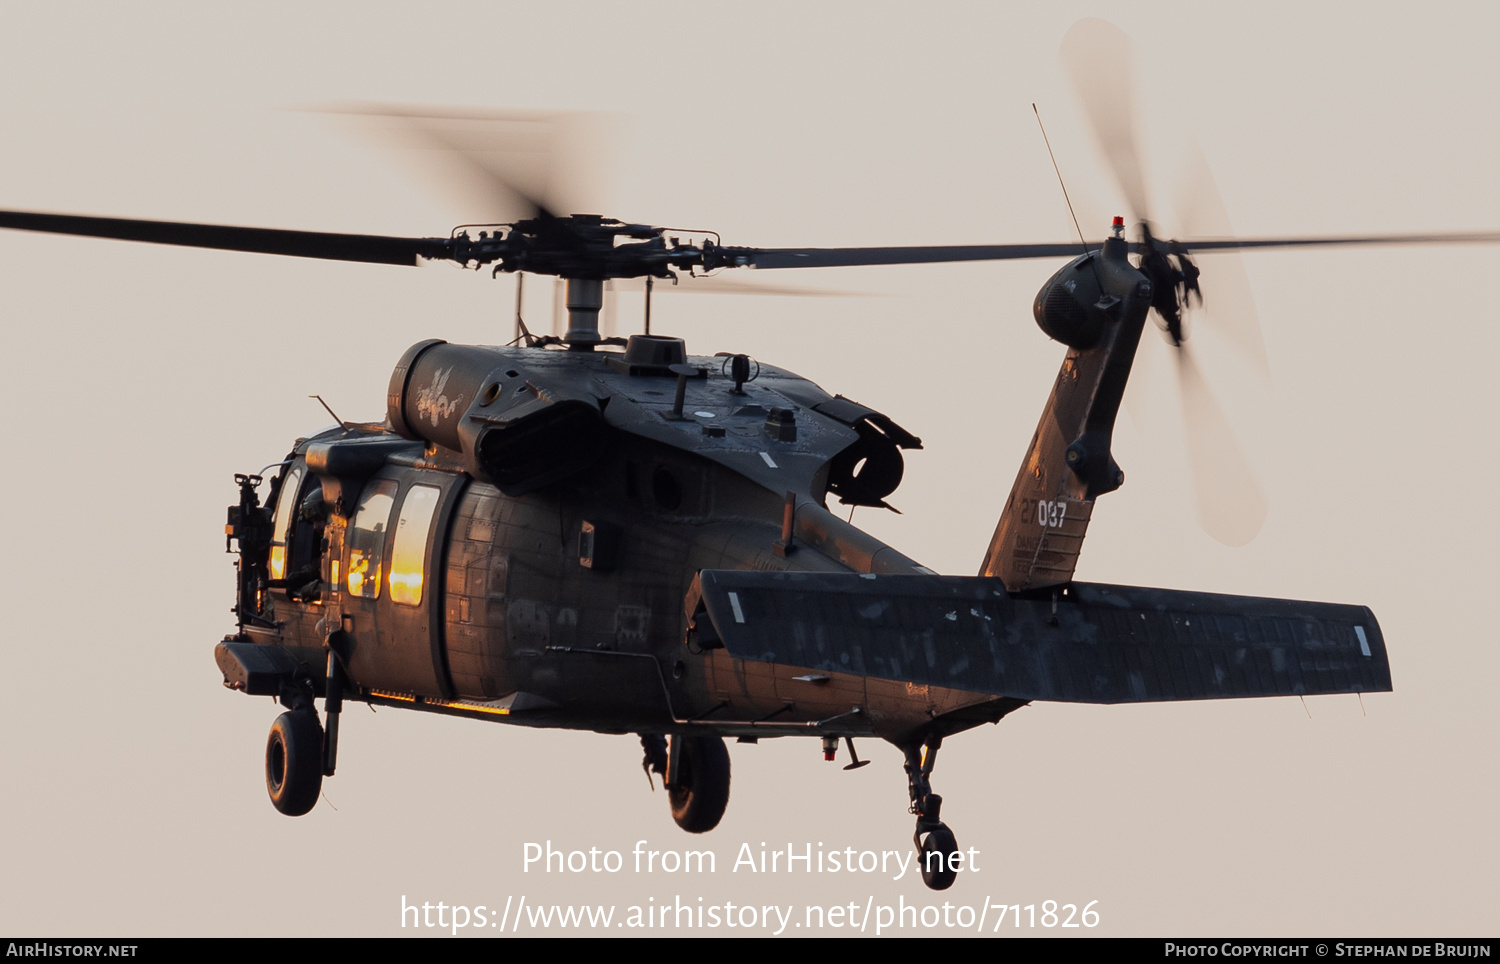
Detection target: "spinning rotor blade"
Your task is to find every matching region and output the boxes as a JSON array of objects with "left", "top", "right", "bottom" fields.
[
  {"left": 1175, "top": 346, "right": 1268, "bottom": 547},
  {"left": 1166, "top": 230, "right": 1500, "bottom": 253},
  {"left": 0, "top": 209, "right": 450, "bottom": 266},
  {"left": 719, "top": 231, "right": 1500, "bottom": 271},
  {"left": 1058, "top": 15, "right": 1267, "bottom": 546},
  {"left": 4, "top": 206, "right": 1495, "bottom": 276},
  {"left": 1060, "top": 17, "right": 1151, "bottom": 224},
  {"left": 315, "top": 104, "right": 615, "bottom": 223},
  {"left": 1175, "top": 145, "right": 1271, "bottom": 381}
]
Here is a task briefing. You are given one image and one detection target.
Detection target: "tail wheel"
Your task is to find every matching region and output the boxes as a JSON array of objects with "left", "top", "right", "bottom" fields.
[
  {"left": 918, "top": 824, "right": 959, "bottom": 891},
  {"left": 668, "top": 735, "right": 730, "bottom": 833},
  {"left": 266, "top": 710, "right": 323, "bottom": 816}
]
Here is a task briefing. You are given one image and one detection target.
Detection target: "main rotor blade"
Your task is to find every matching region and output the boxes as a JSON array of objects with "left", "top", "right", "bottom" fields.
[
  {"left": 737, "top": 243, "right": 1087, "bottom": 269},
  {"left": 314, "top": 104, "right": 549, "bottom": 222},
  {"left": 1175, "top": 346, "right": 1268, "bottom": 547},
  {"left": 613, "top": 275, "right": 867, "bottom": 297},
  {"left": 1060, "top": 18, "right": 1151, "bottom": 224},
  {"left": 1167, "top": 231, "right": 1500, "bottom": 252},
  {"left": 738, "top": 229, "right": 1500, "bottom": 270},
  {"left": 314, "top": 104, "right": 616, "bottom": 223},
  {"left": 6, "top": 207, "right": 1495, "bottom": 276},
  {"left": 0, "top": 209, "right": 451, "bottom": 266}
]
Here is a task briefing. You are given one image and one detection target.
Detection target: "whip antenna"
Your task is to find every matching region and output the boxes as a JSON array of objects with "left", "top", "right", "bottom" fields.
[
  {"left": 308, "top": 394, "right": 346, "bottom": 428},
  {"left": 1033, "top": 103, "right": 1096, "bottom": 267}
]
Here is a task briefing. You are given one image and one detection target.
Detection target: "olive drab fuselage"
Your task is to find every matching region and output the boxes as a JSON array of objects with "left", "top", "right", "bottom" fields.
[
  {"left": 222, "top": 243, "right": 1390, "bottom": 749},
  {"left": 226, "top": 336, "right": 1001, "bottom": 746},
  {"left": 216, "top": 243, "right": 1391, "bottom": 889},
  {"left": 0, "top": 74, "right": 1418, "bottom": 886}
]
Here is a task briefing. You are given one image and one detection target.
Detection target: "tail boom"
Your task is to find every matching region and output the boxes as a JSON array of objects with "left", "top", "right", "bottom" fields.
[{"left": 984, "top": 236, "right": 1151, "bottom": 590}]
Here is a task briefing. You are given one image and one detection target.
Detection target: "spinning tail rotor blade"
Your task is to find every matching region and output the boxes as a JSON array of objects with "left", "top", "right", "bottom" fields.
[
  {"left": 1059, "top": 17, "right": 1266, "bottom": 544},
  {"left": 1175, "top": 346, "right": 1268, "bottom": 546},
  {"left": 1060, "top": 17, "right": 1152, "bottom": 225},
  {"left": 1175, "top": 145, "right": 1271, "bottom": 381}
]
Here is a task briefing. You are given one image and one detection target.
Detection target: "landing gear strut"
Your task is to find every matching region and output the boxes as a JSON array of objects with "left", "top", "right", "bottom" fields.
[{"left": 903, "top": 736, "right": 960, "bottom": 891}]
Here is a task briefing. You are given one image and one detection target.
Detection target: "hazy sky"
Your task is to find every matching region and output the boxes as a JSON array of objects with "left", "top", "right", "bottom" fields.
[{"left": 0, "top": 2, "right": 1494, "bottom": 937}]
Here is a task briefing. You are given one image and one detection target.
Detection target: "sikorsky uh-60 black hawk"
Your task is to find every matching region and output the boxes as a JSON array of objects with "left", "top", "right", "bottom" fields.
[
  {"left": 8, "top": 56, "right": 1489, "bottom": 887},
  {"left": 4, "top": 202, "right": 1433, "bottom": 890}
]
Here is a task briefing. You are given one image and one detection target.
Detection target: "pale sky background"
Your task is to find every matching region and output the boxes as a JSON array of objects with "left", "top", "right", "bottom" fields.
[{"left": 0, "top": 2, "right": 1495, "bottom": 938}]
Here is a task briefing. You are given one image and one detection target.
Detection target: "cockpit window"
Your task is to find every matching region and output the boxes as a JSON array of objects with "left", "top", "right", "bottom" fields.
[
  {"left": 267, "top": 465, "right": 305, "bottom": 582},
  {"left": 346, "top": 479, "right": 398, "bottom": 599},
  {"left": 389, "top": 484, "right": 441, "bottom": 606}
]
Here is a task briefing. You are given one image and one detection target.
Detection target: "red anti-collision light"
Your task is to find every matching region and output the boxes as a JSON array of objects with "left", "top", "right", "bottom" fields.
[{"left": 1112, "top": 216, "right": 1124, "bottom": 228}]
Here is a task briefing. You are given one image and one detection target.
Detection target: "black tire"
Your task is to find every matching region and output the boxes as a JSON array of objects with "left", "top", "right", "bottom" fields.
[
  {"left": 668, "top": 735, "right": 730, "bottom": 833},
  {"left": 266, "top": 711, "right": 323, "bottom": 816},
  {"left": 918, "top": 824, "right": 959, "bottom": 891}
]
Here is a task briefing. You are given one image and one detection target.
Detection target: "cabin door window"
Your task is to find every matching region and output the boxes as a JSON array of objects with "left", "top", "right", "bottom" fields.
[
  {"left": 346, "top": 479, "right": 399, "bottom": 598},
  {"left": 389, "top": 484, "right": 441, "bottom": 606}
]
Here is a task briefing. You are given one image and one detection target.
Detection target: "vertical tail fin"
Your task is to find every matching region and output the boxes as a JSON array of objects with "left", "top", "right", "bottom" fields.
[{"left": 983, "top": 237, "right": 1151, "bottom": 591}]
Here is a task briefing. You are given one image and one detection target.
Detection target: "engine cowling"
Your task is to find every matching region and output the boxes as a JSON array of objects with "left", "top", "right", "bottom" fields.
[{"left": 386, "top": 340, "right": 608, "bottom": 494}]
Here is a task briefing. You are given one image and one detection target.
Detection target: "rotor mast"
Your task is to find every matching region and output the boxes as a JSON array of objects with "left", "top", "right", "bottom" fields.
[{"left": 563, "top": 277, "right": 605, "bottom": 347}]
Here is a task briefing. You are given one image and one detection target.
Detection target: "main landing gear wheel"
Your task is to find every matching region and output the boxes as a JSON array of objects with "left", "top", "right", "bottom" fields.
[
  {"left": 668, "top": 735, "right": 731, "bottom": 833},
  {"left": 917, "top": 819, "right": 960, "bottom": 891},
  {"left": 266, "top": 710, "right": 323, "bottom": 816}
]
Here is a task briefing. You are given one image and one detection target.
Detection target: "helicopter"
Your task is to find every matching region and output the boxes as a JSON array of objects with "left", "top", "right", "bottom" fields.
[{"left": 2, "top": 22, "right": 1487, "bottom": 896}]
